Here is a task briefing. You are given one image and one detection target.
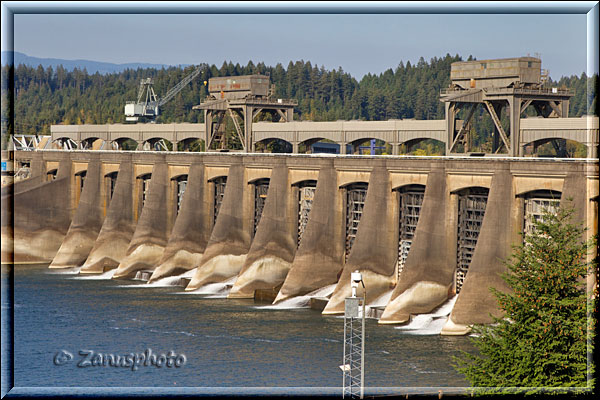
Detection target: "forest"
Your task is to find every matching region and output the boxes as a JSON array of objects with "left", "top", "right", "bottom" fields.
[{"left": 1, "top": 54, "right": 597, "bottom": 155}]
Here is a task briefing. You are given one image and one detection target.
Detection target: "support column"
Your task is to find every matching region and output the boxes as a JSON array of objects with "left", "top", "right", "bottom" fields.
[
  {"left": 292, "top": 142, "right": 299, "bottom": 154},
  {"left": 508, "top": 97, "right": 522, "bottom": 157},
  {"left": 244, "top": 105, "right": 253, "bottom": 153},
  {"left": 286, "top": 108, "right": 294, "bottom": 122},
  {"left": 445, "top": 102, "right": 456, "bottom": 155},
  {"left": 339, "top": 142, "right": 347, "bottom": 154},
  {"left": 561, "top": 99, "right": 570, "bottom": 118},
  {"left": 392, "top": 143, "right": 400, "bottom": 156},
  {"left": 204, "top": 110, "right": 212, "bottom": 152}
]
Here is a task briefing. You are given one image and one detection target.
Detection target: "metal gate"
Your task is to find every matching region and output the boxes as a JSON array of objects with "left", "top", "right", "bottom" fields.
[
  {"left": 397, "top": 186, "right": 425, "bottom": 280},
  {"left": 523, "top": 192, "right": 560, "bottom": 237},
  {"left": 456, "top": 188, "right": 489, "bottom": 294},
  {"left": 297, "top": 181, "right": 317, "bottom": 247},
  {"left": 345, "top": 183, "right": 368, "bottom": 263},
  {"left": 212, "top": 176, "right": 227, "bottom": 225},
  {"left": 253, "top": 179, "right": 270, "bottom": 236},
  {"left": 175, "top": 175, "right": 188, "bottom": 215}
]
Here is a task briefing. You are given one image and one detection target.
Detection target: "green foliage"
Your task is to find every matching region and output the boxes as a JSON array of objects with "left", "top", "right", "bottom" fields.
[
  {"left": 1, "top": 56, "right": 597, "bottom": 152},
  {"left": 454, "top": 206, "right": 596, "bottom": 395}
]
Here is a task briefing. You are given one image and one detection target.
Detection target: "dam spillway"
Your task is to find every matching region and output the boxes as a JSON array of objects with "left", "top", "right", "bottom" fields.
[{"left": 2, "top": 150, "right": 598, "bottom": 335}]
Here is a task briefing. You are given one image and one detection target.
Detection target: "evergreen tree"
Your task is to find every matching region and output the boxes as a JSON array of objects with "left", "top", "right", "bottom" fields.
[{"left": 455, "top": 205, "right": 596, "bottom": 395}]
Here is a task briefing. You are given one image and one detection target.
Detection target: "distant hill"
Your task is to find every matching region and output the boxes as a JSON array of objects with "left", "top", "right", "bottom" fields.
[{"left": 1, "top": 51, "right": 179, "bottom": 74}]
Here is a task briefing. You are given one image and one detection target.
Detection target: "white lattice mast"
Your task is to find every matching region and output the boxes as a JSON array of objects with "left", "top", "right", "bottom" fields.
[{"left": 342, "top": 271, "right": 365, "bottom": 399}]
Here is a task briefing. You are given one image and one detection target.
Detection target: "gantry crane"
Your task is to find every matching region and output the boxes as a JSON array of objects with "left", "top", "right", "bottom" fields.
[{"left": 124, "top": 64, "right": 207, "bottom": 122}]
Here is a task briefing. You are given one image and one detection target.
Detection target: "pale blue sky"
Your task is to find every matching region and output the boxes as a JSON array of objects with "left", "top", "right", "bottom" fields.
[{"left": 6, "top": 4, "right": 598, "bottom": 80}]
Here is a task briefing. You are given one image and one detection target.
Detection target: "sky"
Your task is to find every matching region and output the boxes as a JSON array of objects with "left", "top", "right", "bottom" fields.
[{"left": 4, "top": 3, "right": 598, "bottom": 81}]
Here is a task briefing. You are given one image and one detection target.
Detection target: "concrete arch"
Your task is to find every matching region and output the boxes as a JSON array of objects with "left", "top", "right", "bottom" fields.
[
  {"left": 208, "top": 174, "right": 228, "bottom": 183},
  {"left": 451, "top": 185, "right": 490, "bottom": 195},
  {"left": 517, "top": 188, "right": 562, "bottom": 199},
  {"left": 254, "top": 138, "right": 293, "bottom": 153},
  {"left": 111, "top": 137, "right": 140, "bottom": 150},
  {"left": 347, "top": 137, "right": 389, "bottom": 155},
  {"left": 177, "top": 138, "right": 204, "bottom": 152},
  {"left": 292, "top": 179, "right": 318, "bottom": 188},
  {"left": 339, "top": 181, "right": 369, "bottom": 189},
  {"left": 248, "top": 177, "right": 271, "bottom": 185},
  {"left": 402, "top": 138, "right": 446, "bottom": 152},
  {"left": 171, "top": 173, "right": 188, "bottom": 182},
  {"left": 142, "top": 137, "right": 174, "bottom": 151},
  {"left": 80, "top": 137, "right": 105, "bottom": 150},
  {"left": 392, "top": 183, "right": 426, "bottom": 192}
]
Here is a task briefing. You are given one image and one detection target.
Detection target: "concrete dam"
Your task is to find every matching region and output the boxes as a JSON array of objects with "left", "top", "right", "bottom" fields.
[{"left": 3, "top": 150, "right": 598, "bottom": 335}]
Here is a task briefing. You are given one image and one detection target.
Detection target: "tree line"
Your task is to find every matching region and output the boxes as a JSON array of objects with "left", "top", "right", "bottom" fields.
[{"left": 1, "top": 54, "right": 597, "bottom": 151}]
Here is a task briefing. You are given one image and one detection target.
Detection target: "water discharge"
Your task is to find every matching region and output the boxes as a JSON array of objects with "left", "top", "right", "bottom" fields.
[
  {"left": 45, "top": 266, "right": 82, "bottom": 275},
  {"left": 259, "top": 284, "right": 337, "bottom": 310},
  {"left": 72, "top": 268, "right": 116, "bottom": 280},
  {"left": 395, "top": 295, "right": 458, "bottom": 335},
  {"left": 179, "top": 276, "right": 237, "bottom": 297}
]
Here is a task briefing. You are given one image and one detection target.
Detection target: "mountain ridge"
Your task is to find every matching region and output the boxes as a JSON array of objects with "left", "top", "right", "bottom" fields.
[{"left": 1, "top": 51, "right": 188, "bottom": 74}]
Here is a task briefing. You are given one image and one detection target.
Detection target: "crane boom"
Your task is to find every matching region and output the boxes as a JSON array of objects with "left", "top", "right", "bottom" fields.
[
  {"left": 158, "top": 65, "right": 204, "bottom": 106},
  {"left": 124, "top": 64, "right": 206, "bottom": 122}
]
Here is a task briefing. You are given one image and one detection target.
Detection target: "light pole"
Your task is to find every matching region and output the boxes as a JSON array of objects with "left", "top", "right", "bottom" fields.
[{"left": 341, "top": 270, "right": 365, "bottom": 399}]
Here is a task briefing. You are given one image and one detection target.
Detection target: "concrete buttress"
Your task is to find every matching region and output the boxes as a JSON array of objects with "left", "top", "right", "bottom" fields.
[
  {"left": 441, "top": 168, "right": 513, "bottom": 334},
  {"left": 3, "top": 158, "right": 73, "bottom": 263},
  {"left": 80, "top": 160, "right": 136, "bottom": 273},
  {"left": 49, "top": 159, "right": 105, "bottom": 268},
  {"left": 186, "top": 163, "right": 251, "bottom": 290},
  {"left": 228, "top": 163, "right": 297, "bottom": 298},
  {"left": 112, "top": 161, "right": 170, "bottom": 279},
  {"left": 148, "top": 162, "right": 210, "bottom": 282},
  {"left": 323, "top": 165, "right": 397, "bottom": 314},
  {"left": 379, "top": 166, "right": 452, "bottom": 324},
  {"left": 274, "top": 163, "right": 345, "bottom": 303}
]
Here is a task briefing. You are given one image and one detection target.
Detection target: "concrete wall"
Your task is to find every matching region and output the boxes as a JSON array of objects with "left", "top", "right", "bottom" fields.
[{"left": 6, "top": 150, "right": 598, "bottom": 335}]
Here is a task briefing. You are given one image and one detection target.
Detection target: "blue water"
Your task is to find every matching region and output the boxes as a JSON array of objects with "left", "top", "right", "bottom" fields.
[{"left": 5, "top": 264, "right": 475, "bottom": 396}]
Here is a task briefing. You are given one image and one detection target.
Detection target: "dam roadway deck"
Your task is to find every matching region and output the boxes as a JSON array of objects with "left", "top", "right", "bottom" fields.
[{"left": 3, "top": 150, "right": 598, "bottom": 335}]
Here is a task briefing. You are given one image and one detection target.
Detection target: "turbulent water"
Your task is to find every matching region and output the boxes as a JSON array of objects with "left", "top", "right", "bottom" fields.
[{"left": 5, "top": 264, "right": 475, "bottom": 396}]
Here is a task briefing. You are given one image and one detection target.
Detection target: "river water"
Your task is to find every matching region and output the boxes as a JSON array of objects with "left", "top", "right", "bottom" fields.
[{"left": 5, "top": 264, "right": 476, "bottom": 396}]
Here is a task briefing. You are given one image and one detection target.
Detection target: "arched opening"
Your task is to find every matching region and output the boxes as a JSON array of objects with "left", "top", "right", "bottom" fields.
[
  {"left": 454, "top": 186, "right": 490, "bottom": 294},
  {"left": 172, "top": 174, "right": 188, "bottom": 215},
  {"left": 46, "top": 169, "right": 58, "bottom": 181},
  {"left": 342, "top": 182, "right": 369, "bottom": 262},
  {"left": 298, "top": 138, "right": 341, "bottom": 154},
  {"left": 137, "top": 173, "right": 152, "bottom": 217},
  {"left": 519, "top": 189, "right": 561, "bottom": 238},
  {"left": 143, "top": 138, "right": 173, "bottom": 151},
  {"left": 105, "top": 171, "right": 118, "bottom": 202},
  {"left": 523, "top": 139, "right": 588, "bottom": 158},
  {"left": 177, "top": 138, "right": 204, "bottom": 152},
  {"left": 348, "top": 138, "right": 388, "bottom": 155},
  {"left": 74, "top": 170, "right": 87, "bottom": 206},
  {"left": 81, "top": 137, "right": 104, "bottom": 150},
  {"left": 394, "top": 184, "right": 426, "bottom": 280},
  {"left": 112, "top": 138, "right": 139, "bottom": 151},
  {"left": 251, "top": 178, "right": 270, "bottom": 237},
  {"left": 402, "top": 138, "right": 446, "bottom": 156},
  {"left": 293, "top": 180, "right": 318, "bottom": 247},
  {"left": 209, "top": 176, "right": 227, "bottom": 227},
  {"left": 53, "top": 137, "right": 77, "bottom": 150},
  {"left": 254, "top": 138, "right": 293, "bottom": 153}
]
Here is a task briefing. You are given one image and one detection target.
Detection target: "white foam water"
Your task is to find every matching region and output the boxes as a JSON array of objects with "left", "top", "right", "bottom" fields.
[
  {"left": 117, "top": 275, "right": 184, "bottom": 288},
  {"left": 73, "top": 269, "right": 116, "bottom": 280},
  {"left": 46, "top": 266, "right": 82, "bottom": 275},
  {"left": 259, "top": 284, "right": 337, "bottom": 310},
  {"left": 395, "top": 295, "right": 458, "bottom": 335},
  {"left": 179, "top": 276, "right": 237, "bottom": 296}
]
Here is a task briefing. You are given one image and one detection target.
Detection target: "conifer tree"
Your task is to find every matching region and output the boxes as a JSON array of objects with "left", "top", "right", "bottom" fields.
[{"left": 455, "top": 206, "right": 596, "bottom": 395}]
